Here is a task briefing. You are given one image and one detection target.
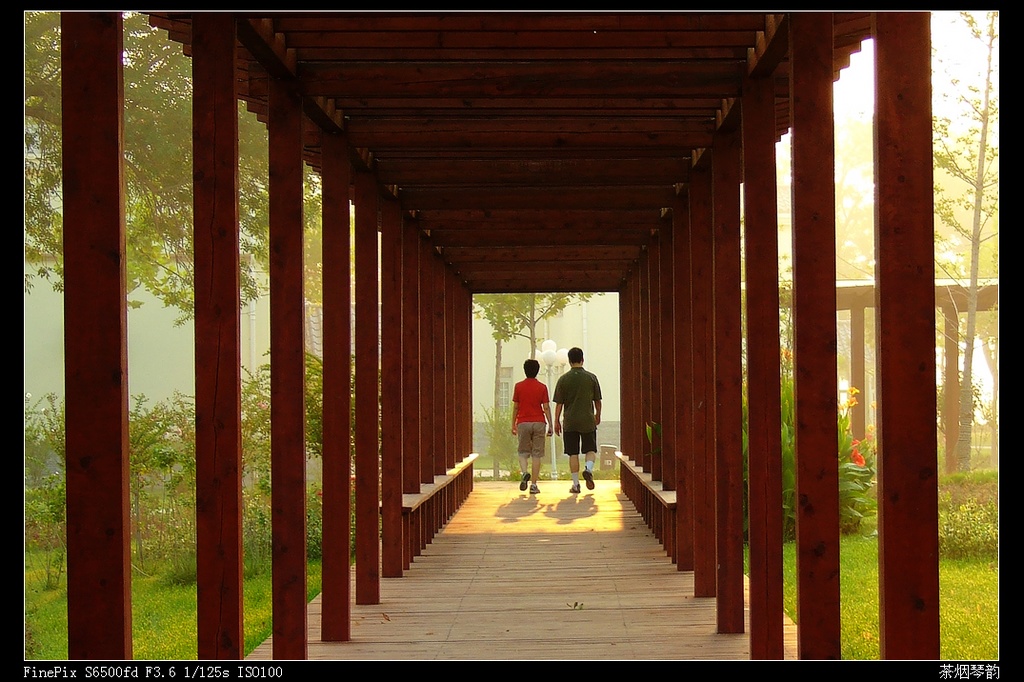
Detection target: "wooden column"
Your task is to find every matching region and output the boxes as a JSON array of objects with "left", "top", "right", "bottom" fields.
[
  {"left": 789, "top": 12, "right": 841, "bottom": 660},
  {"left": 454, "top": 284, "right": 473, "bottom": 459},
  {"left": 648, "top": 232, "right": 663, "bottom": 481},
  {"left": 445, "top": 268, "right": 458, "bottom": 469},
  {"left": 319, "top": 133, "right": 352, "bottom": 641},
  {"left": 192, "top": 13, "right": 243, "bottom": 660},
  {"left": 402, "top": 218, "right": 422, "bottom": 494},
  {"left": 742, "top": 73, "right": 785, "bottom": 659},
  {"left": 672, "top": 193, "right": 695, "bottom": 572},
  {"left": 619, "top": 277, "right": 638, "bottom": 460},
  {"left": 431, "top": 250, "right": 448, "bottom": 475},
  {"left": 637, "top": 248, "right": 652, "bottom": 472},
  {"left": 419, "top": 236, "right": 436, "bottom": 485},
  {"left": 712, "top": 122, "right": 744, "bottom": 634},
  {"left": 873, "top": 11, "right": 941, "bottom": 660},
  {"left": 60, "top": 12, "right": 132, "bottom": 660},
  {"left": 689, "top": 160, "right": 717, "bottom": 598},
  {"left": 353, "top": 169, "right": 380, "bottom": 605},
  {"left": 659, "top": 220, "right": 676, "bottom": 492},
  {"left": 268, "top": 75, "right": 307, "bottom": 660},
  {"left": 380, "top": 197, "right": 404, "bottom": 578}
]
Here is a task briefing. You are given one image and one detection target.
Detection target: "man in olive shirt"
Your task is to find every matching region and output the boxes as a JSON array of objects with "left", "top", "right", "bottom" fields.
[{"left": 553, "top": 347, "right": 602, "bottom": 494}]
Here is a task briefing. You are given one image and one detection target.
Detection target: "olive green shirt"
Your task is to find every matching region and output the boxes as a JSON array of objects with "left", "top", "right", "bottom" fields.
[{"left": 553, "top": 366, "right": 602, "bottom": 432}]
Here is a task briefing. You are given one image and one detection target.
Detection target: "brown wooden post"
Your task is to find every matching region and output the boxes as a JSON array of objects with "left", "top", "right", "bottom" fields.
[
  {"left": 712, "top": 121, "right": 744, "bottom": 634},
  {"left": 431, "top": 250, "right": 448, "bottom": 475},
  {"left": 454, "top": 284, "right": 473, "bottom": 459},
  {"left": 742, "top": 73, "right": 785, "bottom": 659},
  {"left": 648, "top": 231, "right": 663, "bottom": 482},
  {"left": 689, "top": 159, "right": 717, "bottom": 598},
  {"left": 619, "top": 278, "right": 637, "bottom": 461},
  {"left": 873, "top": 11, "right": 941, "bottom": 660},
  {"left": 353, "top": 169, "right": 381, "bottom": 605},
  {"left": 402, "top": 217, "right": 422, "bottom": 494},
  {"left": 637, "top": 247, "right": 651, "bottom": 472},
  {"left": 672, "top": 193, "right": 695, "bottom": 572},
  {"left": 381, "top": 197, "right": 404, "bottom": 578},
  {"left": 60, "top": 12, "right": 132, "bottom": 660},
  {"left": 445, "top": 268, "right": 458, "bottom": 469},
  {"left": 659, "top": 220, "right": 676, "bottom": 493},
  {"left": 192, "top": 13, "right": 243, "bottom": 660},
  {"left": 268, "top": 75, "right": 308, "bottom": 660},
  {"left": 789, "top": 12, "right": 841, "bottom": 660},
  {"left": 419, "top": 236, "right": 436, "bottom": 485},
  {"left": 319, "top": 133, "right": 352, "bottom": 641}
]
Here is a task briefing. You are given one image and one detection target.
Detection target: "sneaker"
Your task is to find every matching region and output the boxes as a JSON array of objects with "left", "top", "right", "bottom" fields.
[
  {"left": 569, "top": 483, "right": 581, "bottom": 494},
  {"left": 529, "top": 483, "right": 540, "bottom": 494},
  {"left": 582, "top": 469, "right": 595, "bottom": 490},
  {"left": 519, "top": 472, "right": 531, "bottom": 491}
]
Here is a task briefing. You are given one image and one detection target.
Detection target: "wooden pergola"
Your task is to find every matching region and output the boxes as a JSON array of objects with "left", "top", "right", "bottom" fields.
[{"left": 57, "top": 11, "right": 940, "bottom": 660}]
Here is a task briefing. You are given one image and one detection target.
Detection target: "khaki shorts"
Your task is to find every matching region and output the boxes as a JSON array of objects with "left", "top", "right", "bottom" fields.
[{"left": 516, "top": 422, "right": 547, "bottom": 458}]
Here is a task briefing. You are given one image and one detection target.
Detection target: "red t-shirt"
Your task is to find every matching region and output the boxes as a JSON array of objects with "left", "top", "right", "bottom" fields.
[{"left": 512, "top": 377, "right": 550, "bottom": 424}]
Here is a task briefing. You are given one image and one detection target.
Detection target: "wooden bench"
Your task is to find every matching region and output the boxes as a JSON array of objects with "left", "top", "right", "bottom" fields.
[
  {"left": 399, "top": 452, "right": 479, "bottom": 570},
  {"left": 616, "top": 451, "right": 677, "bottom": 563}
]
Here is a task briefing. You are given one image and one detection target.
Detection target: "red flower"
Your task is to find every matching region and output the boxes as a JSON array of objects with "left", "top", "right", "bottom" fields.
[{"left": 851, "top": 449, "right": 865, "bottom": 467}]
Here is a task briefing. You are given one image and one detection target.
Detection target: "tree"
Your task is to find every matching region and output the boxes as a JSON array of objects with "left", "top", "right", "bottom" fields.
[
  {"left": 23, "top": 12, "right": 311, "bottom": 323},
  {"left": 932, "top": 11, "right": 999, "bottom": 472}
]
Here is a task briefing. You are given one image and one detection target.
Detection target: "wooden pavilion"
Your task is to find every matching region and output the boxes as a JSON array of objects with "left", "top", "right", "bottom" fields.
[{"left": 57, "top": 12, "right": 941, "bottom": 660}]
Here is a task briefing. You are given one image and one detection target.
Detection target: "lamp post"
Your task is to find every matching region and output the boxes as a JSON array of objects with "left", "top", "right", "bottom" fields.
[{"left": 538, "top": 340, "right": 570, "bottom": 480}]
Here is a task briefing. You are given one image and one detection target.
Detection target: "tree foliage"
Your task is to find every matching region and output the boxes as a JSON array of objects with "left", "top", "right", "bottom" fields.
[
  {"left": 473, "top": 292, "right": 595, "bottom": 352},
  {"left": 23, "top": 11, "right": 294, "bottom": 323}
]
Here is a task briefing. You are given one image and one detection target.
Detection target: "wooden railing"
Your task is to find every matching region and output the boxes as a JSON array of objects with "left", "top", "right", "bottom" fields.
[
  {"left": 399, "top": 452, "right": 478, "bottom": 570},
  {"left": 616, "top": 451, "right": 676, "bottom": 561}
]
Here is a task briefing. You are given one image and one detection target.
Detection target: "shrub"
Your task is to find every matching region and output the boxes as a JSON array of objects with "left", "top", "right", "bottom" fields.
[{"left": 939, "top": 500, "right": 998, "bottom": 559}]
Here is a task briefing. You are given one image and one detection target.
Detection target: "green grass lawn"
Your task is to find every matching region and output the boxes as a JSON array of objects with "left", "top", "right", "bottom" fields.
[
  {"left": 24, "top": 554, "right": 322, "bottom": 660},
  {"left": 776, "top": 535, "right": 998, "bottom": 660}
]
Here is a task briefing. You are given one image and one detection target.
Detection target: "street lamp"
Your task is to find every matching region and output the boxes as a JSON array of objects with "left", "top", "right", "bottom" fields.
[{"left": 538, "top": 340, "right": 570, "bottom": 480}]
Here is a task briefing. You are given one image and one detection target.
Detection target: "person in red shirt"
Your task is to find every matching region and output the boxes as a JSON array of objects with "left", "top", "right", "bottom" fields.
[{"left": 511, "top": 358, "right": 554, "bottom": 494}]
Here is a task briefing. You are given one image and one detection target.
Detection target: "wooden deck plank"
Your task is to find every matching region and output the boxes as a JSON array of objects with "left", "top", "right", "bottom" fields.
[{"left": 247, "top": 481, "right": 797, "bottom": 660}]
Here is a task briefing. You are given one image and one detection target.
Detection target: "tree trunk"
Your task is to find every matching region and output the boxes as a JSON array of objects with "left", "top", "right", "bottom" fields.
[
  {"left": 493, "top": 337, "right": 502, "bottom": 479},
  {"left": 954, "top": 14, "right": 995, "bottom": 473}
]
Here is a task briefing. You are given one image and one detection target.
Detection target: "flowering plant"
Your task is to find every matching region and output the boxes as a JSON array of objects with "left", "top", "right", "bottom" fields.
[{"left": 837, "top": 387, "right": 877, "bottom": 534}]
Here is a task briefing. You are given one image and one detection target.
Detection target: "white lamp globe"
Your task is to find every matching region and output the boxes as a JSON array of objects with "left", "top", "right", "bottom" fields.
[
  {"left": 541, "top": 339, "right": 557, "bottom": 353},
  {"left": 542, "top": 349, "right": 558, "bottom": 366},
  {"left": 557, "top": 348, "right": 570, "bottom": 366}
]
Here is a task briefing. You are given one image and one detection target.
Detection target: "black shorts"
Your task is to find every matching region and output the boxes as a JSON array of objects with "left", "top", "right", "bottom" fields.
[{"left": 562, "top": 430, "right": 597, "bottom": 456}]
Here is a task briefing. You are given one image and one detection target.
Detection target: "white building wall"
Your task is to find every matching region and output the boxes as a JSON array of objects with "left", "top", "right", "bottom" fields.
[{"left": 23, "top": 262, "right": 271, "bottom": 405}]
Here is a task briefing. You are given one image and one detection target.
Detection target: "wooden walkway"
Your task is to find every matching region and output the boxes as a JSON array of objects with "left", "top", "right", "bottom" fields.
[{"left": 247, "top": 480, "right": 797, "bottom": 661}]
